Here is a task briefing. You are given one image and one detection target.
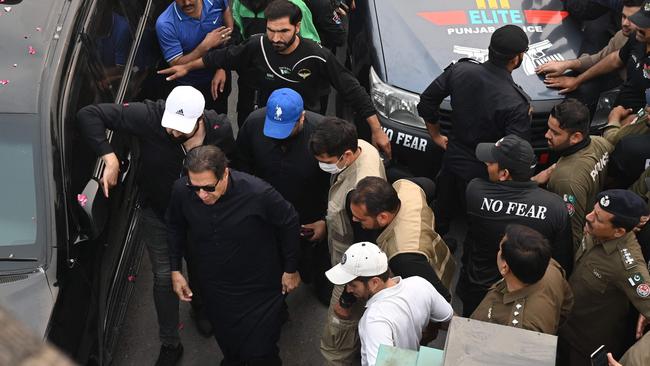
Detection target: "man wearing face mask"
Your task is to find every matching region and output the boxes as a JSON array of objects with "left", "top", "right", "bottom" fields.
[
  {"left": 235, "top": 88, "right": 332, "bottom": 303},
  {"left": 76, "top": 86, "right": 235, "bottom": 365},
  {"left": 166, "top": 145, "right": 300, "bottom": 366},
  {"left": 308, "top": 117, "right": 386, "bottom": 365},
  {"left": 417, "top": 24, "right": 532, "bottom": 246},
  {"left": 159, "top": 0, "right": 392, "bottom": 159}
]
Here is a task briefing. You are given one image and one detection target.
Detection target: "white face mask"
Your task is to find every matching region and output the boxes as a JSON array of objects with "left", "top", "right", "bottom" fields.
[{"left": 318, "top": 154, "right": 346, "bottom": 174}]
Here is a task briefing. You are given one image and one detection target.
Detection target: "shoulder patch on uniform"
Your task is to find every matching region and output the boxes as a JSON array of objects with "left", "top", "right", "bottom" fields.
[
  {"left": 562, "top": 194, "right": 576, "bottom": 216},
  {"left": 627, "top": 272, "right": 645, "bottom": 287},
  {"left": 620, "top": 248, "right": 637, "bottom": 270},
  {"left": 636, "top": 283, "right": 650, "bottom": 297}
]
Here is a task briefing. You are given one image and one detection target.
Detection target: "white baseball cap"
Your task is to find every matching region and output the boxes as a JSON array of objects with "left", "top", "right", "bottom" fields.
[
  {"left": 325, "top": 242, "right": 388, "bottom": 285},
  {"left": 161, "top": 85, "right": 205, "bottom": 134}
]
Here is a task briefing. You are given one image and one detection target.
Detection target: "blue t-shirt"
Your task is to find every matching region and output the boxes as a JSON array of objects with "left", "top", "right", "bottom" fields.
[{"left": 156, "top": 0, "right": 228, "bottom": 85}]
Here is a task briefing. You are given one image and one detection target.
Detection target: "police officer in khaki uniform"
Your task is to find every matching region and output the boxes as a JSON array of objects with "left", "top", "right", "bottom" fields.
[
  {"left": 308, "top": 117, "right": 386, "bottom": 365},
  {"left": 558, "top": 190, "right": 650, "bottom": 365},
  {"left": 533, "top": 99, "right": 613, "bottom": 252},
  {"left": 348, "top": 177, "right": 456, "bottom": 299},
  {"left": 471, "top": 224, "right": 573, "bottom": 335},
  {"left": 607, "top": 332, "right": 650, "bottom": 366}
]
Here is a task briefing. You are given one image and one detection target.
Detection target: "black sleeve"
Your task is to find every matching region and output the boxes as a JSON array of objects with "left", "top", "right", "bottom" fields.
[
  {"left": 502, "top": 102, "right": 532, "bottom": 142},
  {"left": 165, "top": 180, "right": 189, "bottom": 272},
  {"left": 389, "top": 253, "right": 452, "bottom": 302},
  {"left": 202, "top": 37, "right": 254, "bottom": 71},
  {"left": 261, "top": 182, "right": 301, "bottom": 273},
  {"left": 307, "top": 0, "right": 346, "bottom": 48},
  {"left": 76, "top": 102, "right": 154, "bottom": 156},
  {"left": 618, "top": 36, "right": 634, "bottom": 64},
  {"left": 204, "top": 112, "right": 238, "bottom": 161},
  {"left": 233, "top": 118, "right": 255, "bottom": 173},
  {"left": 324, "top": 50, "right": 377, "bottom": 120},
  {"left": 552, "top": 210, "right": 574, "bottom": 276},
  {"left": 417, "top": 65, "right": 453, "bottom": 124}
]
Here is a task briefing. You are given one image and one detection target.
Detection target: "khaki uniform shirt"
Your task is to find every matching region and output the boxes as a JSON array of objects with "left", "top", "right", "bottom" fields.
[
  {"left": 619, "top": 332, "right": 650, "bottom": 366},
  {"left": 470, "top": 259, "right": 573, "bottom": 335},
  {"left": 560, "top": 232, "right": 650, "bottom": 358},
  {"left": 630, "top": 167, "right": 650, "bottom": 204},
  {"left": 602, "top": 112, "right": 650, "bottom": 147},
  {"left": 547, "top": 136, "right": 613, "bottom": 252},
  {"left": 577, "top": 30, "right": 628, "bottom": 80},
  {"left": 326, "top": 139, "right": 386, "bottom": 265},
  {"left": 375, "top": 179, "right": 456, "bottom": 290}
]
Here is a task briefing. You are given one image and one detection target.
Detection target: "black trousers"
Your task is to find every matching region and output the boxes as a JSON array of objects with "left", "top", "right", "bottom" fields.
[{"left": 434, "top": 166, "right": 469, "bottom": 236}]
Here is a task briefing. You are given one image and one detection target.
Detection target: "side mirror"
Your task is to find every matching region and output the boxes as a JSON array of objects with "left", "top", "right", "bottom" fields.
[{"left": 77, "top": 178, "right": 109, "bottom": 240}]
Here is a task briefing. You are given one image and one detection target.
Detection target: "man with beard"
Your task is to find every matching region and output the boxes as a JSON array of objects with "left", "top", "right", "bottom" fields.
[
  {"left": 156, "top": 0, "right": 234, "bottom": 114},
  {"left": 533, "top": 99, "right": 613, "bottom": 253},
  {"left": 558, "top": 190, "right": 650, "bottom": 365},
  {"left": 159, "top": 0, "right": 392, "bottom": 159},
  {"left": 166, "top": 145, "right": 300, "bottom": 366},
  {"left": 416, "top": 24, "right": 532, "bottom": 245},
  {"left": 76, "top": 86, "right": 235, "bottom": 366}
]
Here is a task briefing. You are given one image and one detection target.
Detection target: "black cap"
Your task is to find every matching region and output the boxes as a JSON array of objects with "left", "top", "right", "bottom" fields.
[
  {"left": 476, "top": 135, "right": 536, "bottom": 180},
  {"left": 489, "top": 25, "right": 529, "bottom": 57},
  {"left": 596, "top": 189, "right": 649, "bottom": 222},
  {"left": 629, "top": 1, "right": 650, "bottom": 29}
]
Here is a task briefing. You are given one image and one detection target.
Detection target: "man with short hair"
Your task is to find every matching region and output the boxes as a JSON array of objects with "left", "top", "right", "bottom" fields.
[
  {"left": 537, "top": 0, "right": 642, "bottom": 105},
  {"left": 308, "top": 117, "right": 386, "bottom": 365},
  {"left": 471, "top": 224, "right": 574, "bottom": 335},
  {"left": 534, "top": 99, "right": 613, "bottom": 253},
  {"left": 76, "top": 85, "right": 235, "bottom": 365},
  {"left": 348, "top": 176, "right": 454, "bottom": 301},
  {"left": 417, "top": 24, "right": 532, "bottom": 240},
  {"left": 235, "top": 88, "right": 331, "bottom": 302},
  {"left": 326, "top": 242, "right": 453, "bottom": 366},
  {"left": 558, "top": 189, "right": 650, "bottom": 365},
  {"left": 460, "top": 135, "right": 573, "bottom": 316},
  {"left": 166, "top": 145, "right": 301, "bottom": 366},
  {"left": 159, "top": 0, "right": 392, "bottom": 157},
  {"left": 156, "top": 0, "right": 234, "bottom": 114}
]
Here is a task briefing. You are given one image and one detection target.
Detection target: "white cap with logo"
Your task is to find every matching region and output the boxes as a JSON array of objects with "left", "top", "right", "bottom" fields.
[
  {"left": 161, "top": 85, "right": 205, "bottom": 134},
  {"left": 325, "top": 242, "right": 388, "bottom": 285}
]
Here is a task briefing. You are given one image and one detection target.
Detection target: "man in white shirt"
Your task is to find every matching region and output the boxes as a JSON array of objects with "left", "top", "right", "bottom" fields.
[{"left": 325, "top": 242, "right": 454, "bottom": 366}]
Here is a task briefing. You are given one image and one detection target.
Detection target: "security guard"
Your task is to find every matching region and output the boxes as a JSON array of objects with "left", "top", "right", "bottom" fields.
[
  {"left": 308, "top": 117, "right": 386, "bottom": 366},
  {"left": 348, "top": 176, "right": 456, "bottom": 300},
  {"left": 417, "top": 24, "right": 531, "bottom": 238},
  {"left": 558, "top": 190, "right": 650, "bottom": 365},
  {"left": 460, "top": 135, "right": 573, "bottom": 316},
  {"left": 534, "top": 99, "right": 613, "bottom": 252},
  {"left": 159, "top": 0, "right": 392, "bottom": 158},
  {"left": 471, "top": 225, "right": 573, "bottom": 335}
]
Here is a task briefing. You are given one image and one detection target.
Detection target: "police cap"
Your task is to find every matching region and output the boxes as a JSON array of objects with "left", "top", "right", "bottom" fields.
[
  {"left": 475, "top": 134, "right": 536, "bottom": 180},
  {"left": 489, "top": 25, "right": 529, "bottom": 58},
  {"left": 596, "top": 189, "right": 649, "bottom": 223}
]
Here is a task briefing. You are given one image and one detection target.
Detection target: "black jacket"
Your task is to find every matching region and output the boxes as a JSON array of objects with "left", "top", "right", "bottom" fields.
[
  {"left": 76, "top": 100, "right": 236, "bottom": 218},
  {"left": 417, "top": 59, "right": 531, "bottom": 181},
  {"left": 235, "top": 108, "right": 329, "bottom": 224},
  {"left": 463, "top": 178, "right": 573, "bottom": 288},
  {"left": 202, "top": 34, "right": 375, "bottom": 118}
]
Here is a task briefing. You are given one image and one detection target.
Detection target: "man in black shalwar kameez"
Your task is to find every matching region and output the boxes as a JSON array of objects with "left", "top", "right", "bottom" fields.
[{"left": 166, "top": 145, "right": 301, "bottom": 366}]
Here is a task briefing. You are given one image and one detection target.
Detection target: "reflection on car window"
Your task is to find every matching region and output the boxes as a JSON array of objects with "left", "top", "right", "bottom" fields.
[{"left": 0, "top": 118, "right": 37, "bottom": 247}]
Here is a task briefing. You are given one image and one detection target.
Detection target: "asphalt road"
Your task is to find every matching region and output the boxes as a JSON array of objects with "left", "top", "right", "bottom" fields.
[{"left": 111, "top": 75, "right": 466, "bottom": 366}]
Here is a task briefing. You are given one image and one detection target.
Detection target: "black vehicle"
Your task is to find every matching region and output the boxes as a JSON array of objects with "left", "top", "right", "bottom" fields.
[
  {"left": 346, "top": 0, "right": 584, "bottom": 178},
  {"left": 0, "top": 0, "right": 167, "bottom": 364}
]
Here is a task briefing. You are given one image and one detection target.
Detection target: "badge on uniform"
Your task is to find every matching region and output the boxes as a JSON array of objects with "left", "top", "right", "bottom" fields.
[
  {"left": 637, "top": 283, "right": 650, "bottom": 298},
  {"left": 627, "top": 272, "right": 644, "bottom": 287},
  {"left": 563, "top": 194, "right": 576, "bottom": 216},
  {"left": 620, "top": 248, "right": 637, "bottom": 270}
]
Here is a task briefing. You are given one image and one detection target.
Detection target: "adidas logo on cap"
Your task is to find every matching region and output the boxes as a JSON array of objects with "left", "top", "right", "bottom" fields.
[{"left": 176, "top": 109, "right": 184, "bottom": 116}]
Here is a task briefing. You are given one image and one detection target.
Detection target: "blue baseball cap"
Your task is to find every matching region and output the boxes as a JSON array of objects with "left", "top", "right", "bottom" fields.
[{"left": 264, "top": 88, "right": 304, "bottom": 139}]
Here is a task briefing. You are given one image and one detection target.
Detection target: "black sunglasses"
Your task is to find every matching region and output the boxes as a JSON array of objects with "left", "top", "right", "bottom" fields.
[{"left": 186, "top": 181, "right": 219, "bottom": 192}]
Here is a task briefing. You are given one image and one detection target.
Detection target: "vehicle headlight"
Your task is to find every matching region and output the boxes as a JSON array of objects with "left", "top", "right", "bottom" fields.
[{"left": 369, "top": 67, "right": 426, "bottom": 129}]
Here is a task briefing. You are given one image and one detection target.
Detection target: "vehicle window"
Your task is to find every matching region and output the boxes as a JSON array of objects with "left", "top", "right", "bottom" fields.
[{"left": 0, "top": 118, "right": 37, "bottom": 247}]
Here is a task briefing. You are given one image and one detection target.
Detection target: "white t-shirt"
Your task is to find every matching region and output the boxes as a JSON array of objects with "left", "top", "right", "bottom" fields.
[{"left": 359, "top": 276, "right": 453, "bottom": 366}]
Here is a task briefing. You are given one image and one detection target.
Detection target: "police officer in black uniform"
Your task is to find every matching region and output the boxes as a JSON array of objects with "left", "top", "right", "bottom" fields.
[
  {"left": 159, "top": 0, "right": 392, "bottom": 159},
  {"left": 417, "top": 24, "right": 532, "bottom": 241},
  {"left": 458, "top": 135, "right": 573, "bottom": 316}
]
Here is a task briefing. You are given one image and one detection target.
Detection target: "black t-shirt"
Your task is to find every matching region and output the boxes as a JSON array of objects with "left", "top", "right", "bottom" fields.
[
  {"left": 616, "top": 35, "right": 650, "bottom": 110},
  {"left": 202, "top": 34, "right": 376, "bottom": 119}
]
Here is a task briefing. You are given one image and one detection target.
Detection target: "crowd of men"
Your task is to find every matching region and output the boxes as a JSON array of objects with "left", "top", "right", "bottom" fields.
[{"left": 72, "top": 0, "right": 650, "bottom": 365}]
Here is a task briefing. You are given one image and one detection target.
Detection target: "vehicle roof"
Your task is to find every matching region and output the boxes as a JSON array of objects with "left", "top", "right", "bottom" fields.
[{"left": 0, "top": 0, "right": 66, "bottom": 114}]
